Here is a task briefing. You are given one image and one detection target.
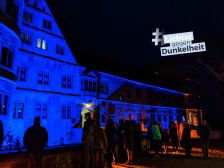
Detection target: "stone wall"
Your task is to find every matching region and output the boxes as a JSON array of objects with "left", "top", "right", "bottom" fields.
[{"left": 0, "top": 145, "right": 84, "bottom": 168}]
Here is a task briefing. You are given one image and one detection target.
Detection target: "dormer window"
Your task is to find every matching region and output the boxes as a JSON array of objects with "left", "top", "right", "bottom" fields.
[{"left": 82, "top": 79, "right": 97, "bottom": 92}]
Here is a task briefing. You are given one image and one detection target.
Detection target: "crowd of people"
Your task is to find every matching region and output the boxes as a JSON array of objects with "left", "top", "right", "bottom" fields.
[
  {"left": 0, "top": 115, "right": 211, "bottom": 168},
  {"left": 82, "top": 112, "right": 142, "bottom": 168},
  {"left": 147, "top": 119, "right": 211, "bottom": 159},
  {"left": 82, "top": 112, "right": 212, "bottom": 168}
]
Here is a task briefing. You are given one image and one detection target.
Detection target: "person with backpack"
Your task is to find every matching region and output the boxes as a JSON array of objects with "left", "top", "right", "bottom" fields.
[
  {"left": 82, "top": 112, "right": 96, "bottom": 168},
  {"left": 152, "top": 122, "right": 162, "bottom": 158}
]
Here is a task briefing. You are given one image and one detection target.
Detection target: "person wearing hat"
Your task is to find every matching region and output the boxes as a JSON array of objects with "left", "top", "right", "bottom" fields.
[{"left": 23, "top": 117, "right": 48, "bottom": 168}]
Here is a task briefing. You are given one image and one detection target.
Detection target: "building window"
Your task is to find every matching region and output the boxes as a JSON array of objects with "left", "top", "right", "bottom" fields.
[
  {"left": 157, "top": 114, "right": 161, "bottom": 122},
  {"left": 20, "top": 32, "right": 31, "bottom": 45},
  {"left": 1, "top": 46, "right": 13, "bottom": 68},
  {"left": 13, "top": 103, "right": 24, "bottom": 119},
  {"left": 6, "top": 0, "right": 19, "bottom": 21},
  {"left": 62, "top": 105, "right": 72, "bottom": 119},
  {"left": 35, "top": 104, "right": 47, "bottom": 119},
  {"left": 38, "top": 71, "right": 49, "bottom": 85},
  {"left": 33, "top": 2, "right": 37, "bottom": 8},
  {"left": 0, "top": 94, "right": 8, "bottom": 115},
  {"left": 100, "top": 83, "right": 109, "bottom": 94},
  {"left": 17, "top": 66, "right": 26, "bottom": 81},
  {"left": 119, "top": 95, "right": 123, "bottom": 101},
  {"left": 151, "top": 113, "right": 155, "bottom": 121},
  {"left": 61, "top": 75, "right": 72, "bottom": 88},
  {"left": 62, "top": 75, "right": 66, "bottom": 88},
  {"left": 37, "top": 38, "right": 47, "bottom": 50},
  {"left": 36, "top": 103, "right": 41, "bottom": 116},
  {"left": 43, "top": 19, "right": 52, "bottom": 30},
  {"left": 56, "top": 44, "right": 64, "bottom": 55},
  {"left": 42, "top": 104, "right": 47, "bottom": 118},
  {"left": 44, "top": 72, "right": 49, "bottom": 85},
  {"left": 37, "top": 71, "right": 43, "bottom": 84},
  {"left": 82, "top": 79, "right": 97, "bottom": 92},
  {"left": 62, "top": 105, "right": 66, "bottom": 119},
  {"left": 22, "top": 11, "right": 33, "bottom": 23},
  {"left": 136, "top": 90, "right": 142, "bottom": 99},
  {"left": 127, "top": 91, "right": 132, "bottom": 98},
  {"left": 67, "top": 106, "right": 71, "bottom": 119}
]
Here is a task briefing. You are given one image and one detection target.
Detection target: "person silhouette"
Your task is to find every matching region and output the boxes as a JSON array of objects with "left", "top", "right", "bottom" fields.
[
  {"left": 0, "top": 120, "right": 4, "bottom": 150},
  {"left": 23, "top": 117, "right": 48, "bottom": 168}
]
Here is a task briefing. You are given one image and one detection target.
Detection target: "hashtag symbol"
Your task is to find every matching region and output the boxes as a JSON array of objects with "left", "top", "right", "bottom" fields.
[{"left": 152, "top": 28, "right": 164, "bottom": 46}]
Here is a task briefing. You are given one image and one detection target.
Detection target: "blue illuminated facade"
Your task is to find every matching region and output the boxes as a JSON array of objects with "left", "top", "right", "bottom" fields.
[{"left": 0, "top": 0, "right": 197, "bottom": 148}]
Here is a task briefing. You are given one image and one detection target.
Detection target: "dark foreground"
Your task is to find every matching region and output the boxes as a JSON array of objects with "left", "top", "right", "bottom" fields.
[
  {"left": 0, "top": 145, "right": 224, "bottom": 168},
  {"left": 114, "top": 157, "right": 224, "bottom": 168}
]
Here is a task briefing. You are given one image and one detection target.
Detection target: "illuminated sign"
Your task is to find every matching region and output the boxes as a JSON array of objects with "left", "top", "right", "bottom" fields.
[{"left": 152, "top": 29, "right": 206, "bottom": 56}]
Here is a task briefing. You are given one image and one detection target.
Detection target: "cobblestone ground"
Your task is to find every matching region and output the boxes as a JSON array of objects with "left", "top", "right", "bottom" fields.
[
  {"left": 148, "top": 146, "right": 224, "bottom": 158},
  {"left": 112, "top": 146, "right": 224, "bottom": 168}
]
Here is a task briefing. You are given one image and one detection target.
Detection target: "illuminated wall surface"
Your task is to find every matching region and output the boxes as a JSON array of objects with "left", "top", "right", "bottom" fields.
[{"left": 0, "top": 0, "right": 190, "bottom": 148}]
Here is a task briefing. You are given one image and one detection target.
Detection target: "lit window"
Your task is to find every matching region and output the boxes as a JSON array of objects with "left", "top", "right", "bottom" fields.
[
  {"left": 37, "top": 38, "right": 47, "bottom": 50},
  {"left": 37, "top": 38, "right": 41, "bottom": 48},
  {"left": 42, "top": 40, "right": 47, "bottom": 50}
]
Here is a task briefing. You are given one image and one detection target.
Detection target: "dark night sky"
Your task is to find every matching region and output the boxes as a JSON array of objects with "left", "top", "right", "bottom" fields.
[
  {"left": 46, "top": 0, "right": 224, "bottom": 128},
  {"left": 47, "top": 0, "right": 224, "bottom": 82}
]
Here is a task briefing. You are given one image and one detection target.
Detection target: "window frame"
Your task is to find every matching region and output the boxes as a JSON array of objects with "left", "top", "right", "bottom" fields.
[
  {"left": 0, "top": 94, "right": 8, "bottom": 115},
  {"left": 43, "top": 19, "right": 52, "bottom": 30},
  {"left": 20, "top": 32, "right": 31, "bottom": 45},
  {"left": 22, "top": 11, "right": 33, "bottom": 23},
  {"left": 17, "top": 66, "right": 27, "bottom": 81},
  {"left": 37, "top": 38, "right": 47, "bottom": 50},
  {"left": 1, "top": 46, "right": 13, "bottom": 68}
]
